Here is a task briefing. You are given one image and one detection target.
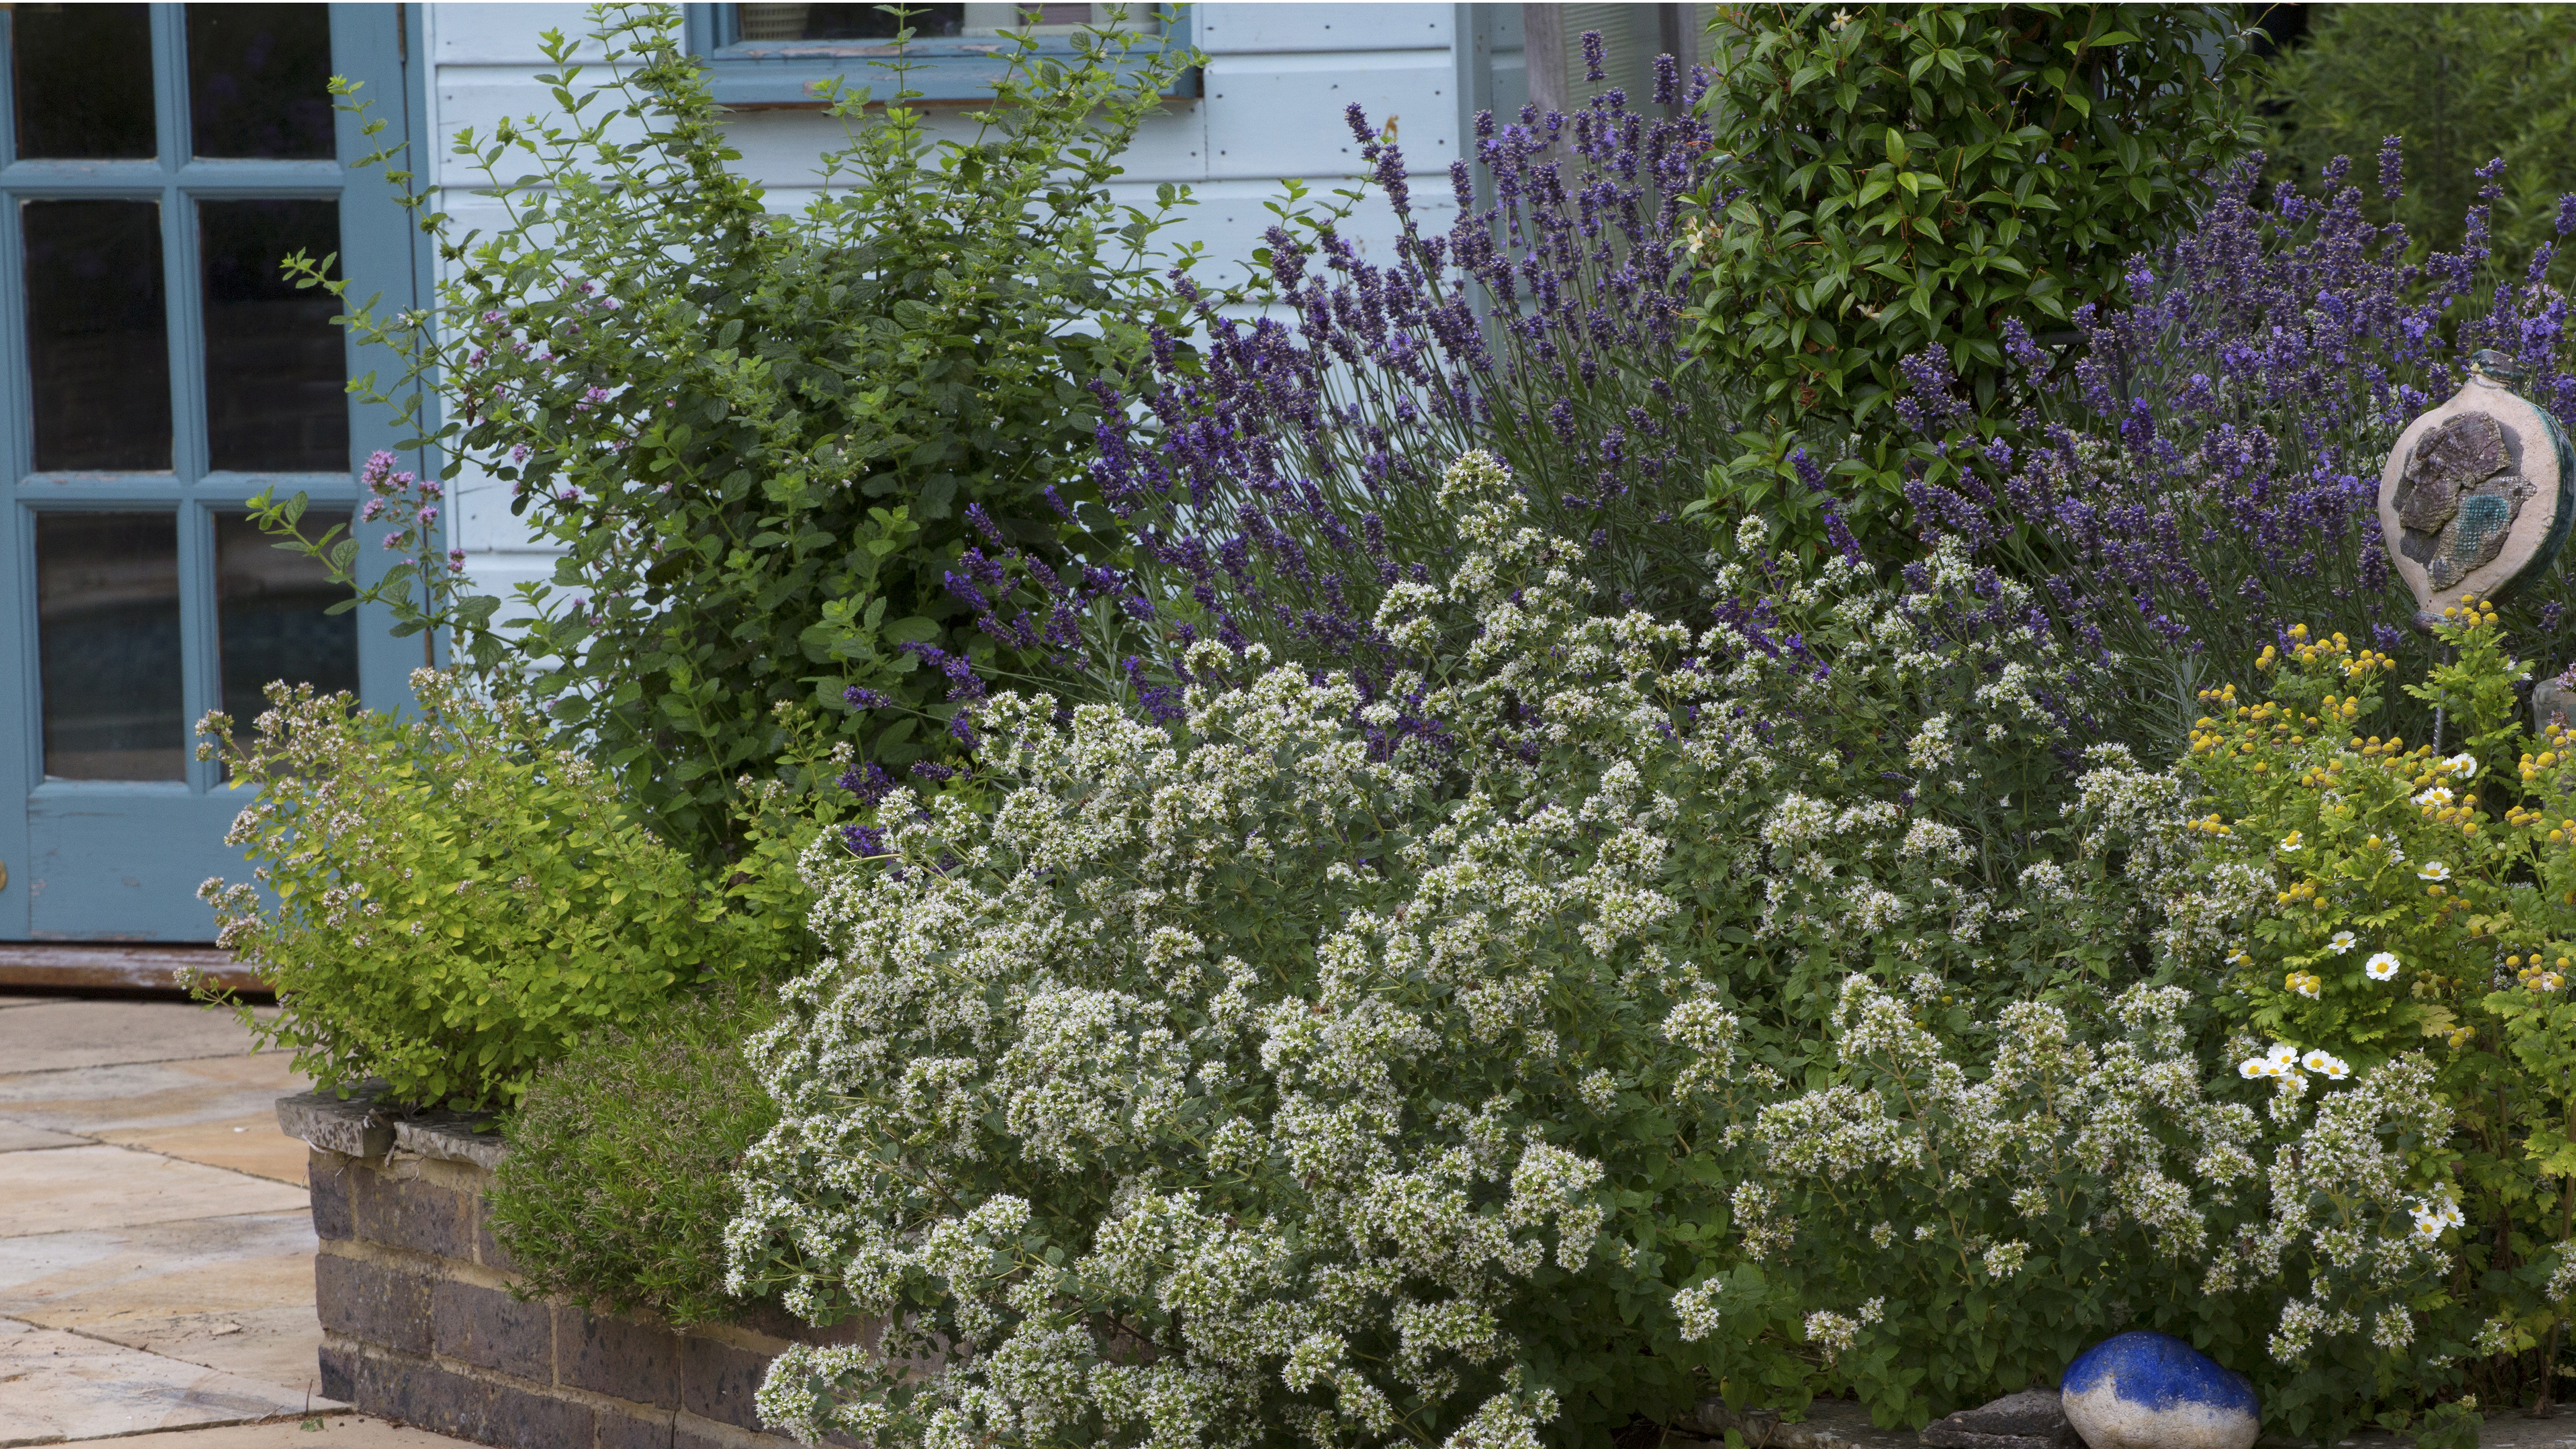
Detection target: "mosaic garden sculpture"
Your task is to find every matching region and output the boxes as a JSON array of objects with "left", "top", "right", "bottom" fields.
[{"left": 2380, "top": 350, "right": 2576, "bottom": 627}]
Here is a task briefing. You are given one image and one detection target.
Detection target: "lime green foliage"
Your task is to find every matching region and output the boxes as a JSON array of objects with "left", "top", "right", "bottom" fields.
[
  {"left": 2268, "top": 4, "right": 2576, "bottom": 267},
  {"left": 262, "top": 2, "right": 1211, "bottom": 864},
  {"left": 487, "top": 988, "right": 781, "bottom": 1326},
  {"left": 2184, "top": 598, "right": 2576, "bottom": 1415},
  {"left": 195, "top": 671, "right": 794, "bottom": 1110},
  {"left": 1690, "top": 3, "right": 2258, "bottom": 543}
]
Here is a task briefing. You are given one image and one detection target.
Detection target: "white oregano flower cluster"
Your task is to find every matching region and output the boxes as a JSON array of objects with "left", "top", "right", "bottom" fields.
[
  {"left": 1726, "top": 977, "right": 2458, "bottom": 1375},
  {"left": 714, "top": 452, "right": 2333, "bottom": 1448}
]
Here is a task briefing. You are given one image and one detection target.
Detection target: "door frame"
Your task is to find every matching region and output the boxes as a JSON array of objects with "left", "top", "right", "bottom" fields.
[{"left": 0, "top": 3, "right": 434, "bottom": 942}]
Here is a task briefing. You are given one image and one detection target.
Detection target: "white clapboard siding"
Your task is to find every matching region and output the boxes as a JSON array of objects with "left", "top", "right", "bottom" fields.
[{"left": 421, "top": 1, "right": 1471, "bottom": 568}]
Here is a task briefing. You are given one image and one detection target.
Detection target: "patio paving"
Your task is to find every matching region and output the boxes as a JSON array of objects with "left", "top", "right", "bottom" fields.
[{"left": 0, "top": 993, "right": 475, "bottom": 1447}]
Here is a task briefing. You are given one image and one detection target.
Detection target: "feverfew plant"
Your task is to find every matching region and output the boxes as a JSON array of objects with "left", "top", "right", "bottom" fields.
[
  {"left": 723, "top": 454, "right": 2183, "bottom": 1449},
  {"left": 2182, "top": 599, "right": 2576, "bottom": 1416}
]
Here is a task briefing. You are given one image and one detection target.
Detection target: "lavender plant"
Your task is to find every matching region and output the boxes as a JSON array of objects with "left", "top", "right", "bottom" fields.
[
  {"left": 1901, "top": 149, "right": 2576, "bottom": 755},
  {"left": 1054, "top": 69, "right": 1740, "bottom": 709}
]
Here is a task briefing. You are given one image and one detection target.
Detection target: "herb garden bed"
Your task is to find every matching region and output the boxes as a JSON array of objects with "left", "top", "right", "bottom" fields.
[{"left": 279, "top": 1087, "right": 865, "bottom": 1449}]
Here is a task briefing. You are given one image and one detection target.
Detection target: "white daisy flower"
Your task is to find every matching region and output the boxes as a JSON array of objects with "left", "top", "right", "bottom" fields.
[
  {"left": 2419, "top": 862, "right": 2451, "bottom": 881},
  {"left": 2329, "top": 930, "right": 2358, "bottom": 954},
  {"left": 2415, "top": 786, "right": 2454, "bottom": 807},
  {"left": 2267, "top": 1041, "right": 2300, "bottom": 1066},
  {"left": 2226, "top": 946, "right": 2254, "bottom": 967},
  {"left": 2445, "top": 752, "right": 2480, "bottom": 777},
  {"left": 2238, "top": 1056, "right": 2275, "bottom": 1080},
  {"left": 2366, "top": 951, "right": 2401, "bottom": 981},
  {"left": 2281, "top": 830, "right": 2306, "bottom": 851},
  {"left": 2302, "top": 1050, "right": 2350, "bottom": 1080}
]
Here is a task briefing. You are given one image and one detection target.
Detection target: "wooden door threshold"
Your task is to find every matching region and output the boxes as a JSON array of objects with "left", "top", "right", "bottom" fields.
[{"left": 0, "top": 943, "right": 268, "bottom": 998}]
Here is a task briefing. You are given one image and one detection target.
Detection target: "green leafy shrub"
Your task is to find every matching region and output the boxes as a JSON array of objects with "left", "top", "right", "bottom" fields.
[
  {"left": 1689, "top": 2, "right": 2259, "bottom": 539},
  {"left": 724, "top": 454, "right": 2189, "bottom": 1448},
  {"left": 195, "top": 670, "right": 789, "bottom": 1109},
  {"left": 487, "top": 987, "right": 781, "bottom": 1325},
  {"left": 270, "top": 2, "right": 1209, "bottom": 862},
  {"left": 2267, "top": 3, "right": 2576, "bottom": 268}
]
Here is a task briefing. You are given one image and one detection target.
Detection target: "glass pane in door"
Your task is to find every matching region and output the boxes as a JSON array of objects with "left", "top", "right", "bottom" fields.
[
  {"left": 186, "top": 5, "right": 334, "bottom": 159},
  {"left": 9, "top": 4, "right": 156, "bottom": 160},
  {"left": 22, "top": 200, "right": 173, "bottom": 472},
  {"left": 215, "top": 510, "right": 358, "bottom": 749},
  {"left": 36, "top": 512, "right": 185, "bottom": 781},
  {"left": 201, "top": 200, "right": 348, "bottom": 471}
]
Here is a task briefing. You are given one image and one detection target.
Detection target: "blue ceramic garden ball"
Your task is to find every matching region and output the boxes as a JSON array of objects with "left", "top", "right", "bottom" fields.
[{"left": 2060, "top": 1330, "right": 2259, "bottom": 1449}]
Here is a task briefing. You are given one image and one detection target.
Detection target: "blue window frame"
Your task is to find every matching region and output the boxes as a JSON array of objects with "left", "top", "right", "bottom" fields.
[
  {"left": 682, "top": 2, "right": 1197, "bottom": 106},
  {"left": 0, "top": 3, "right": 428, "bottom": 942}
]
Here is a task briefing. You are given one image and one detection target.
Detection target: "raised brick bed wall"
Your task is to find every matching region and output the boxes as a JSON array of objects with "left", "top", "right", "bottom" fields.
[{"left": 285, "top": 1091, "right": 863, "bottom": 1449}]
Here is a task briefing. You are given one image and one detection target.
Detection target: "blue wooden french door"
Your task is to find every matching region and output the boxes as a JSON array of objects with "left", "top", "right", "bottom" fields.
[{"left": 0, "top": 4, "right": 424, "bottom": 941}]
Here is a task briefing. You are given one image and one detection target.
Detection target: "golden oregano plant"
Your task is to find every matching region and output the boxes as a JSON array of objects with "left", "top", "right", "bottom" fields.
[{"left": 194, "top": 672, "right": 795, "bottom": 1109}]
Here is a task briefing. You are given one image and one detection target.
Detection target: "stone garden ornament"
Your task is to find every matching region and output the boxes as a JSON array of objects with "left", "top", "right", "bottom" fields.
[
  {"left": 2380, "top": 350, "right": 2576, "bottom": 629},
  {"left": 2059, "top": 1331, "right": 2261, "bottom": 1449}
]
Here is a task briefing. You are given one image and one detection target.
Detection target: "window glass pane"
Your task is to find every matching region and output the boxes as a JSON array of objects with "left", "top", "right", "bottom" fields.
[
  {"left": 10, "top": 3, "right": 156, "bottom": 160},
  {"left": 185, "top": 4, "right": 333, "bottom": 159},
  {"left": 23, "top": 200, "right": 173, "bottom": 472},
  {"left": 736, "top": 3, "right": 966, "bottom": 41},
  {"left": 216, "top": 511, "right": 358, "bottom": 752},
  {"left": 37, "top": 513, "right": 185, "bottom": 782},
  {"left": 202, "top": 200, "right": 348, "bottom": 472}
]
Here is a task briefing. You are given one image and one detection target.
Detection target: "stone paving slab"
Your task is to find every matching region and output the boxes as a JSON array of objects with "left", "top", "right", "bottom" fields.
[
  {"left": 0, "top": 998, "right": 367, "bottom": 1445},
  {"left": 0, "top": 1053, "right": 309, "bottom": 1131},
  {"left": 113, "top": 1416, "right": 477, "bottom": 1446},
  {"left": 0, "top": 1119, "right": 85, "bottom": 1152},
  {"left": 101, "top": 1111, "right": 313, "bottom": 1186},
  {"left": 0, "top": 1210, "right": 323, "bottom": 1394},
  {"left": 0, "top": 1000, "right": 279, "bottom": 1075},
  {"left": 0, "top": 1316, "right": 329, "bottom": 1443},
  {"left": 0, "top": 1144, "right": 308, "bottom": 1237},
  {"left": 0, "top": 1053, "right": 310, "bottom": 1183}
]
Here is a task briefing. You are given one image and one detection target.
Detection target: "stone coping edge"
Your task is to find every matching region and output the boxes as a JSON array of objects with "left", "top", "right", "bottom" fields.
[
  {"left": 1696, "top": 1397, "right": 1919, "bottom": 1449},
  {"left": 277, "top": 1084, "right": 507, "bottom": 1171}
]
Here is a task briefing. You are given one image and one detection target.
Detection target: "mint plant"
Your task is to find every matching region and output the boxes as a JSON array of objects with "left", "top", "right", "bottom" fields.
[{"left": 261, "top": 2, "right": 1211, "bottom": 863}]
